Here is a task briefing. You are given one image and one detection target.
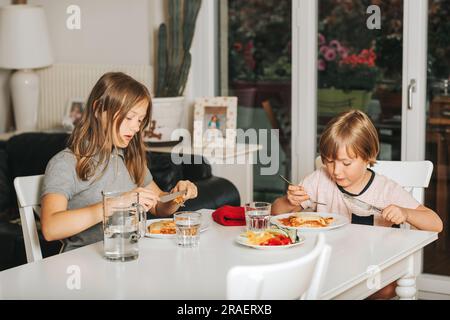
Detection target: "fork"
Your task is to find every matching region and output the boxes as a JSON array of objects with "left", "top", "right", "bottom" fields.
[{"left": 279, "top": 175, "right": 327, "bottom": 206}]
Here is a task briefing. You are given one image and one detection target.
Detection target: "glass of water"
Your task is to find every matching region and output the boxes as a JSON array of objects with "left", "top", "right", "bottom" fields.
[
  {"left": 245, "top": 202, "right": 272, "bottom": 233},
  {"left": 174, "top": 212, "right": 201, "bottom": 248},
  {"left": 102, "top": 191, "right": 146, "bottom": 261}
]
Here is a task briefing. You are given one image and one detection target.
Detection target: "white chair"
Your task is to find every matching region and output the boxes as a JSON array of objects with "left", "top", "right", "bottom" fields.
[
  {"left": 371, "top": 161, "right": 433, "bottom": 205},
  {"left": 372, "top": 161, "right": 433, "bottom": 231},
  {"left": 13, "top": 174, "right": 44, "bottom": 263},
  {"left": 314, "top": 156, "right": 433, "bottom": 204},
  {"left": 226, "top": 233, "right": 332, "bottom": 300}
]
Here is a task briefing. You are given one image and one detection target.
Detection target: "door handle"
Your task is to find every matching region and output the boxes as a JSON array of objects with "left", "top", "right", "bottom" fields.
[{"left": 407, "top": 79, "right": 416, "bottom": 110}]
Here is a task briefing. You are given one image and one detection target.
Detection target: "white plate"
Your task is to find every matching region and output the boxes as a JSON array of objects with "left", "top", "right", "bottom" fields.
[
  {"left": 235, "top": 234, "right": 305, "bottom": 250},
  {"left": 145, "top": 218, "right": 210, "bottom": 239},
  {"left": 270, "top": 212, "right": 349, "bottom": 232}
]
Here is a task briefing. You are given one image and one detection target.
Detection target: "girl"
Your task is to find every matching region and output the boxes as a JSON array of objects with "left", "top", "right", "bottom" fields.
[
  {"left": 41, "top": 72, "right": 198, "bottom": 252},
  {"left": 271, "top": 109, "right": 443, "bottom": 299}
]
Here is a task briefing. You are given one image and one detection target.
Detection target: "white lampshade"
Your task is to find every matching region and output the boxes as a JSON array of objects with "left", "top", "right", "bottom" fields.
[{"left": 0, "top": 5, "right": 53, "bottom": 69}]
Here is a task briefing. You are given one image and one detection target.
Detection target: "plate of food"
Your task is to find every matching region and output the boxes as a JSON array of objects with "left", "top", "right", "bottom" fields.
[
  {"left": 270, "top": 212, "right": 349, "bottom": 231},
  {"left": 145, "top": 218, "right": 210, "bottom": 239},
  {"left": 235, "top": 226, "right": 305, "bottom": 250}
]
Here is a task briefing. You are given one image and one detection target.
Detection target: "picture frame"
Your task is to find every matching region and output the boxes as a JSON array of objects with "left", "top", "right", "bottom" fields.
[
  {"left": 193, "top": 97, "right": 237, "bottom": 148},
  {"left": 62, "top": 98, "right": 85, "bottom": 131}
]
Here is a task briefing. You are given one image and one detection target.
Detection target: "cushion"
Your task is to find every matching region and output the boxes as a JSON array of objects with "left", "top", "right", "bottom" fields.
[
  {"left": 147, "top": 152, "right": 183, "bottom": 192},
  {"left": 0, "top": 149, "right": 11, "bottom": 212}
]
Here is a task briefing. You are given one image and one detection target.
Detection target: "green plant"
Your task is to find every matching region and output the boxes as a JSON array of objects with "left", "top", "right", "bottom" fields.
[
  {"left": 228, "top": 0, "right": 291, "bottom": 82},
  {"left": 156, "top": 0, "right": 202, "bottom": 97},
  {"left": 318, "top": 35, "right": 380, "bottom": 91},
  {"left": 428, "top": 0, "right": 450, "bottom": 80}
]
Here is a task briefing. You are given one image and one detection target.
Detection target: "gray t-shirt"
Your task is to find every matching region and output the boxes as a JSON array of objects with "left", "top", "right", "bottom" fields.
[{"left": 41, "top": 148, "right": 153, "bottom": 252}]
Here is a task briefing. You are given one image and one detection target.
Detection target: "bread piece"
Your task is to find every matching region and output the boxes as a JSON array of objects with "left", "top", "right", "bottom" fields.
[{"left": 148, "top": 220, "right": 176, "bottom": 234}]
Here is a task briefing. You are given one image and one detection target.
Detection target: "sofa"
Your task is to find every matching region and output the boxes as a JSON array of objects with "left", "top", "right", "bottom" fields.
[{"left": 0, "top": 133, "right": 240, "bottom": 271}]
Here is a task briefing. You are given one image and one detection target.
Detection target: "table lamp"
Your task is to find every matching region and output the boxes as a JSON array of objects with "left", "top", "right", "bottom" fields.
[{"left": 0, "top": 4, "right": 53, "bottom": 131}]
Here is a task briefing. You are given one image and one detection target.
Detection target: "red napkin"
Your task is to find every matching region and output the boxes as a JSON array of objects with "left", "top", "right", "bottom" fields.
[{"left": 212, "top": 205, "right": 245, "bottom": 226}]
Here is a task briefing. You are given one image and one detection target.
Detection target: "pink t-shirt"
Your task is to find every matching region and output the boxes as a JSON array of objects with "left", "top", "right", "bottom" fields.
[{"left": 299, "top": 167, "right": 420, "bottom": 227}]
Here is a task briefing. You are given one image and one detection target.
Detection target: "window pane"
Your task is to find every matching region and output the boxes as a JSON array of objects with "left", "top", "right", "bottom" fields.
[
  {"left": 317, "top": 0, "right": 403, "bottom": 161},
  {"left": 423, "top": 0, "right": 450, "bottom": 276},
  {"left": 221, "top": 0, "right": 292, "bottom": 202}
]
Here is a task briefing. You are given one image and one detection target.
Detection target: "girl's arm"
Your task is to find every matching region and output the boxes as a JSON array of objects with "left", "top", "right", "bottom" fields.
[
  {"left": 41, "top": 188, "right": 160, "bottom": 241},
  {"left": 146, "top": 181, "right": 179, "bottom": 217},
  {"left": 145, "top": 180, "right": 198, "bottom": 217},
  {"left": 41, "top": 193, "right": 103, "bottom": 241},
  {"left": 382, "top": 204, "right": 443, "bottom": 232}
]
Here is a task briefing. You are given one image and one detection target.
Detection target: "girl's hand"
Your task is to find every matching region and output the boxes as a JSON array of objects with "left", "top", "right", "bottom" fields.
[
  {"left": 131, "top": 187, "right": 160, "bottom": 212},
  {"left": 286, "top": 185, "right": 310, "bottom": 207},
  {"left": 381, "top": 205, "right": 409, "bottom": 225},
  {"left": 172, "top": 180, "right": 198, "bottom": 202}
]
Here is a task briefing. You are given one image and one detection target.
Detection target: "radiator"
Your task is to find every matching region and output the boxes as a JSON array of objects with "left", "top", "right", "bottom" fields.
[{"left": 36, "top": 63, "right": 153, "bottom": 130}]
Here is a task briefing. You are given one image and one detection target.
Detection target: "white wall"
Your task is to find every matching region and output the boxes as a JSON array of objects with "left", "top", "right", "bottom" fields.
[
  {"left": 149, "top": 0, "right": 165, "bottom": 70},
  {"left": 0, "top": 0, "right": 11, "bottom": 132},
  {"left": 0, "top": 0, "right": 157, "bottom": 132},
  {"left": 0, "top": 0, "right": 205, "bottom": 133},
  {"left": 29, "top": 0, "right": 150, "bottom": 65}
]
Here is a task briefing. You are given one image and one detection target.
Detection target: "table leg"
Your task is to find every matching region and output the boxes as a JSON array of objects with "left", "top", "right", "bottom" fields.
[{"left": 396, "top": 276, "right": 417, "bottom": 300}]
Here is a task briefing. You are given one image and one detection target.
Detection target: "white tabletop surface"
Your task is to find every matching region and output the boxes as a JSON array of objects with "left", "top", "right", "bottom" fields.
[{"left": 0, "top": 209, "right": 437, "bottom": 299}]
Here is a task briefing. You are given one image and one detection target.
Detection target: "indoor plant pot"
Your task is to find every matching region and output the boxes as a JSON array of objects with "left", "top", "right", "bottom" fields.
[{"left": 318, "top": 88, "right": 373, "bottom": 116}]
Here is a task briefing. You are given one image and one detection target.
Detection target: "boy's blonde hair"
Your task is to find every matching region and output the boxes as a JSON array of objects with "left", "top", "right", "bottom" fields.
[{"left": 319, "top": 110, "right": 379, "bottom": 166}]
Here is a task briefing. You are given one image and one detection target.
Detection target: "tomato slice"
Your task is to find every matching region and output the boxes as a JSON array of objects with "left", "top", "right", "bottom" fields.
[
  {"left": 268, "top": 238, "right": 282, "bottom": 246},
  {"left": 260, "top": 234, "right": 291, "bottom": 246}
]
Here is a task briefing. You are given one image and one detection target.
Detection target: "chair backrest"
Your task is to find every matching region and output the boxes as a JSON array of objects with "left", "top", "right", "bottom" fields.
[
  {"left": 226, "top": 233, "right": 332, "bottom": 300},
  {"left": 314, "top": 156, "right": 433, "bottom": 204},
  {"left": 13, "top": 175, "right": 44, "bottom": 263},
  {"left": 371, "top": 160, "right": 433, "bottom": 204}
]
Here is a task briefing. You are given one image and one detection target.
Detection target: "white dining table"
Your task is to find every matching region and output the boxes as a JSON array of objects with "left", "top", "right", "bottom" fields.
[{"left": 0, "top": 209, "right": 437, "bottom": 300}]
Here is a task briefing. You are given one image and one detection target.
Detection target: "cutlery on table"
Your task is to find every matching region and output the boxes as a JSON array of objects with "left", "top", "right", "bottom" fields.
[
  {"left": 278, "top": 174, "right": 327, "bottom": 206},
  {"left": 159, "top": 190, "right": 187, "bottom": 206},
  {"left": 341, "top": 193, "right": 383, "bottom": 214}
]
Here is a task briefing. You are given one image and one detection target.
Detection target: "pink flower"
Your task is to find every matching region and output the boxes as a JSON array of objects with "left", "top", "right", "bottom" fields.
[
  {"left": 318, "top": 33, "right": 326, "bottom": 46},
  {"left": 324, "top": 48, "right": 337, "bottom": 61},
  {"left": 245, "top": 40, "right": 254, "bottom": 52},
  {"left": 329, "top": 40, "right": 342, "bottom": 50},
  {"left": 319, "top": 46, "right": 329, "bottom": 55},
  {"left": 318, "top": 59, "right": 326, "bottom": 71}
]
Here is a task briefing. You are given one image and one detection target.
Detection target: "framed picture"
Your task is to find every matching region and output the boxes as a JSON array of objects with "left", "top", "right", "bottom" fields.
[
  {"left": 62, "top": 98, "right": 85, "bottom": 131},
  {"left": 193, "top": 97, "right": 237, "bottom": 148}
]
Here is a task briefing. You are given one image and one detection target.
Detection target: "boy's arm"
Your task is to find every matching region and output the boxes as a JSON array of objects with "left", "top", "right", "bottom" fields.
[
  {"left": 404, "top": 205, "right": 443, "bottom": 232},
  {"left": 382, "top": 204, "right": 443, "bottom": 233},
  {"left": 271, "top": 196, "right": 302, "bottom": 215}
]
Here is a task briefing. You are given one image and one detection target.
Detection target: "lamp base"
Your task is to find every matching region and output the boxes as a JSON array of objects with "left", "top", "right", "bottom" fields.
[{"left": 10, "top": 69, "right": 39, "bottom": 131}]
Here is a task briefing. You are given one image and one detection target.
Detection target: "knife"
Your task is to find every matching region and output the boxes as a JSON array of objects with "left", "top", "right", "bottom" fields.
[
  {"left": 342, "top": 193, "right": 383, "bottom": 214},
  {"left": 159, "top": 190, "right": 187, "bottom": 203}
]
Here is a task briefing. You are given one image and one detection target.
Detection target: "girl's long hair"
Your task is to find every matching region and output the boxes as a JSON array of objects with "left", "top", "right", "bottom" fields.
[{"left": 68, "top": 72, "right": 152, "bottom": 186}]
